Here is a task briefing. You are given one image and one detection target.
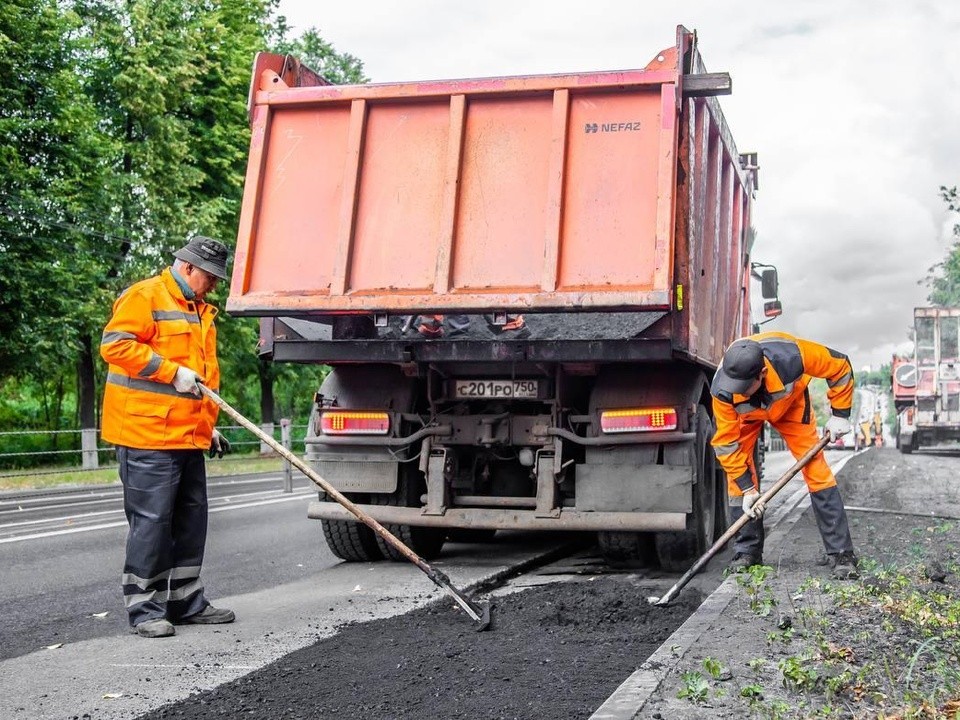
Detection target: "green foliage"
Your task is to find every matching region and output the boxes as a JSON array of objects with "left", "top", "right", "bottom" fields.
[
  {"left": 0, "top": 0, "right": 114, "bottom": 377},
  {"left": 702, "top": 656, "right": 724, "bottom": 680},
  {"left": 926, "top": 185, "right": 960, "bottom": 306},
  {"left": 274, "top": 27, "right": 368, "bottom": 83},
  {"left": 779, "top": 654, "right": 821, "bottom": 692},
  {"left": 0, "top": 1, "right": 365, "bottom": 455},
  {"left": 859, "top": 364, "right": 891, "bottom": 390},
  {"left": 735, "top": 564, "right": 779, "bottom": 617},
  {"left": 676, "top": 670, "right": 709, "bottom": 703}
]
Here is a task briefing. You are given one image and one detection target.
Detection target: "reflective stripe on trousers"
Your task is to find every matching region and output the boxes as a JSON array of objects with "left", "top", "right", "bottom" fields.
[{"left": 118, "top": 446, "right": 209, "bottom": 626}]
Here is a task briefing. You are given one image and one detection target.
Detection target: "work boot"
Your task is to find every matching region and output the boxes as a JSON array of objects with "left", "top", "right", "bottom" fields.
[
  {"left": 179, "top": 605, "right": 236, "bottom": 625},
  {"left": 827, "top": 551, "right": 860, "bottom": 580},
  {"left": 135, "top": 618, "right": 175, "bottom": 638},
  {"left": 727, "top": 552, "right": 762, "bottom": 574}
]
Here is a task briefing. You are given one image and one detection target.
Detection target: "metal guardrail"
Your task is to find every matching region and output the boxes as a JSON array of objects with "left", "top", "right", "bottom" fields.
[
  {"left": 0, "top": 423, "right": 311, "bottom": 491},
  {"left": 768, "top": 436, "right": 786, "bottom": 452}
]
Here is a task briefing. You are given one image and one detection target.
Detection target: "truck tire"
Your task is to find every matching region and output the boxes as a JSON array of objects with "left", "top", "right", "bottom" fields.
[
  {"left": 899, "top": 435, "right": 914, "bottom": 454},
  {"left": 654, "top": 406, "right": 717, "bottom": 571},
  {"left": 598, "top": 531, "right": 655, "bottom": 568},
  {"left": 312, "top": 365, "right": 418, "bottom": 561},
  {"left": 320, "top": 494, "right": 383, "bottom": 562},
  {"left": 370, "top": 467, "right": 446, "bottom": 560}
]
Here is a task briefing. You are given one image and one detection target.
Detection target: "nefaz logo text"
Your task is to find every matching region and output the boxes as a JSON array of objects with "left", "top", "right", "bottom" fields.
[{"left": 584, "top": 121, "right": 642, "bottom": 134}]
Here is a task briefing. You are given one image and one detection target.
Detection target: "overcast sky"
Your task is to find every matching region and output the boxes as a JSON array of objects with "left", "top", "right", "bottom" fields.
[{"left": 275, "top": 1, "right": 960, "bottom": 371}]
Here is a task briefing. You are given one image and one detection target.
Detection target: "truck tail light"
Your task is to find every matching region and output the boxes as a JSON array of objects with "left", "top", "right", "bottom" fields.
[
  {"left": 600, "top": 407, "right": 678, "bottom": 433},
  {"left": 320, "top": 411, "right": 390, "bottom": 435}
]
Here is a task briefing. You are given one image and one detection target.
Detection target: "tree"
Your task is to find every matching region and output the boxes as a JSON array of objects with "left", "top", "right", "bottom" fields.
[
  {"left": 925, "top": 185, "right": 960, "bottom": 306},
  {"left": 0, "top": 3, "right": 367, "bottom": 450},
  {"left": 0, "top": 0, "right": 115, "bottom": 445},
  {"left": 274, "top": 27, "right": 368, "bottom": 83}
]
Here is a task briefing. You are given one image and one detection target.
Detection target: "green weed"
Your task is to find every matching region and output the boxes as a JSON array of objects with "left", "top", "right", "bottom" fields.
[
  {"left": 779, "top": 654, "right": 820, "bottom": 692},
  {"left": 736, "top": 564, "right": 778, "bottom": 617},
  {"left": 676, "top": 670, "right": 709, "bottom": 704},
  {"left": 702, "top": 656, "right": 724, "bottom": 680}
]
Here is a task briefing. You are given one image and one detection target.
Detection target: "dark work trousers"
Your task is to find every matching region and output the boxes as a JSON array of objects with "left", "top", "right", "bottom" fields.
[
  {"left": 117, "top": 446, "right": 210, "bottom": 626},
  {"left": 729, "top": 503, "right": 766, "bottom": 558}
]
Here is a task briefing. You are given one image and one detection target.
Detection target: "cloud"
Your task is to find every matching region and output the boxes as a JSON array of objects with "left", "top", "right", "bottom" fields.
[{"left": 276, "top": 0, "right": 960, "bottom": 369}]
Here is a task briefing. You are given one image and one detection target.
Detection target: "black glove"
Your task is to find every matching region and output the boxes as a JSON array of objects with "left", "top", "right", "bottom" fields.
[{"left": 210, "top": 430, "right": 231, "bottom": 459}]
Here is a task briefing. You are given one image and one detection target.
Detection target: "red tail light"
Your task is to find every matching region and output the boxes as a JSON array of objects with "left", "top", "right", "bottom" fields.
[
  {"left": 600, "top": 407, "right": 678, "bottom": 433},
  {"left": 320, "top": 411, "right": 390, "bottom": 435}
]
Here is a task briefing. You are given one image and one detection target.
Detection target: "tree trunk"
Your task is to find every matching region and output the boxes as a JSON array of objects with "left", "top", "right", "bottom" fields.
[
  {"left": 259, "top": 357, "right": 275, "bottom": 424},
  {"left": 77, "top": 333, "right": 97, "bottom": 429}
]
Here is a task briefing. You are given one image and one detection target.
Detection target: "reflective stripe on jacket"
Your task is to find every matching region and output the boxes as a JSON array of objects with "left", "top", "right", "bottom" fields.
[
  {"left": 100, "top": 268, "right": 220, "bottom": 450},
  {"left": 710, "top": 331, "right": 854, "bottom": 484}
]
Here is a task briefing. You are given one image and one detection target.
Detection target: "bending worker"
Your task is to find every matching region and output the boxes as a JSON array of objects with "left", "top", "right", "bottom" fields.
[
  {"left": 710, "top": 332, "right": 859, "bottom": 580},
  {"left": 100, "top": 236, "right": 234, "bottom": 638}
]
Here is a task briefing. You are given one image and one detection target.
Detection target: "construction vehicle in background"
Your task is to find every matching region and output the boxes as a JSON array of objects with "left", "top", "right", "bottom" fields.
[
  {"left": 854, "top": 387, "right": 883, "bottom": 450},
  {"left": 227, "top": 26, "right": 781, "bottom": 569},
  {"left": 893, "top": 307, "right": 960, "bottom": 453}
]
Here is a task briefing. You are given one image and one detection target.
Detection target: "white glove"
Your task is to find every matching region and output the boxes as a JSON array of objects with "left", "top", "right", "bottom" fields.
[
  {"left": 209, "top": 430, "right": 231, "bottom": 459},
  {"left": 825, "top": 416, "right": 852, "bottom": 442},
  {"left": 172, "top": 366, "right": 201, "bottom": 396},
  {"left": 742, "top": 489, "right": 765, "bottom": 519}
]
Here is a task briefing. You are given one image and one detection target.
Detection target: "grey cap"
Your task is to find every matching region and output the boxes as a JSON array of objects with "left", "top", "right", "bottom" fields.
[
  {"left": 173, "top": 236, "right": 229, "bottom": 280},
  {"left": 714, "top": 339, "right": 765, "bottom": 395}
]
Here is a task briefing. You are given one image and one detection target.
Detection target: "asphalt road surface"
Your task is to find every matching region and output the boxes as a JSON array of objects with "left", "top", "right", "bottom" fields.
[
  {"left": 0, "top": 450, "right": 842, "bottom": 719},
  {"left": 0, "top": 473, "right": 320, "bottom": 660}
]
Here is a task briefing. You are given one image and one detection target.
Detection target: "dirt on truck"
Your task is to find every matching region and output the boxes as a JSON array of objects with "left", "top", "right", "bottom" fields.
[{"left": 227, "top": 26, "right": 781, "bottom": 569}]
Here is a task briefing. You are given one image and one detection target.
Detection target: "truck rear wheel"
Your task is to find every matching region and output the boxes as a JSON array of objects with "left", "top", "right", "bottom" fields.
[
  {"left": 370, "top": 467, "right": 446, "bottom": 560},
  {"left": 654, "top": 406, "right": 717, "bottom": 571},
  {"left": 320, "top": 494, "right": 383, "bottom": 562}
]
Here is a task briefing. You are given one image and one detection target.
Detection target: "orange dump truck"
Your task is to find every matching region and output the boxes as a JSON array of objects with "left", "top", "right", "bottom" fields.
[{"left": 229, "top": 26, "right": 780, "bottom": 567}]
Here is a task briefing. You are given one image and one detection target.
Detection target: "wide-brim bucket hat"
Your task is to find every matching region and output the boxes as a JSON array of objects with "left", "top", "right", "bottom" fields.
[{"left": 173, "top": 236, "right": 229, "bottom": 280}]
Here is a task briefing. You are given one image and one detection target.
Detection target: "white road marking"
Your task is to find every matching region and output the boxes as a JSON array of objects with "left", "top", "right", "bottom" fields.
[
  {"left": 0, "top": 487, "right": 310, "bottom": 530},
  {"left": 0, "top": 474, "right": 286, "bottom": 510},
  {"left": 0, "top": 492, "right": 313, "bottom": 544},
  {"left": 109, "top": 663, "right": 259, "bottom": 670}
]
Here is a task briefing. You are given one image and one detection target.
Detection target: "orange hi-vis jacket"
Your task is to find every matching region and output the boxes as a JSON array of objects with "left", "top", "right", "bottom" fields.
[
  {"left": 100, "top": 268, "right": 220, "bottom": 450},
  {"left": 711, "top": 332, "right": 854, "bottom": 493}
]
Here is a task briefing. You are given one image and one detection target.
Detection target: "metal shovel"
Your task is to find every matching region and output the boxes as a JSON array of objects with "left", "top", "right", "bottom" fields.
[
  {"left": 197, "top": 383, "right": 492, "bottom": 631},
  {"left": 651, "top": 433, "right": 832, "bottom": 606}
]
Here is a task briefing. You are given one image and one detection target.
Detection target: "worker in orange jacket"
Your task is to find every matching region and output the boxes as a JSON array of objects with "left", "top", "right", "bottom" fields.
[
  {"left": 100, "top": 237, "right": 235, "bottom": 638},
  {"left": 710, "top": 332, "right": 859, "bottom": 580}
]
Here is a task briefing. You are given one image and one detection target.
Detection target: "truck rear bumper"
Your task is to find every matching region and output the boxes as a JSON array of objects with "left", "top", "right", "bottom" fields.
[{"left": 307, "top": 501, "right": 686, "bottom": 532}]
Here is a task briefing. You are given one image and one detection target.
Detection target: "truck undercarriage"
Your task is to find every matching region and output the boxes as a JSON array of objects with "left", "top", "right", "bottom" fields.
[{"left": 303, "top": 357, "right": 727, "bottom": 570}]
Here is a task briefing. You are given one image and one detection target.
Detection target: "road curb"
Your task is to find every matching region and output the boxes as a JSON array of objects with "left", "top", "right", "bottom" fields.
[{"left": 589, "top": 476, "right": 814, "bottom": 719}]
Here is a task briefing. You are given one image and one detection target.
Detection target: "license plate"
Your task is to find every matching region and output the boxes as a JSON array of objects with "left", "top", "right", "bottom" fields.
[{"left": 454, "top": 379, "right": 539, "bottom": 399}]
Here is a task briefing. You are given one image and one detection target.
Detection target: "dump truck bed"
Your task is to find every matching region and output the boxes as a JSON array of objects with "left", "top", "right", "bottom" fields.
[{"left": 229, "top": 27, "right": 756, "bottom": 367}]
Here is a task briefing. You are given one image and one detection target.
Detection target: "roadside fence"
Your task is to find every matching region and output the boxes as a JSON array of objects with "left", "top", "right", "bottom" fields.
[{"left": 0, "top": 422, "right": 311, "bottom": 493}]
